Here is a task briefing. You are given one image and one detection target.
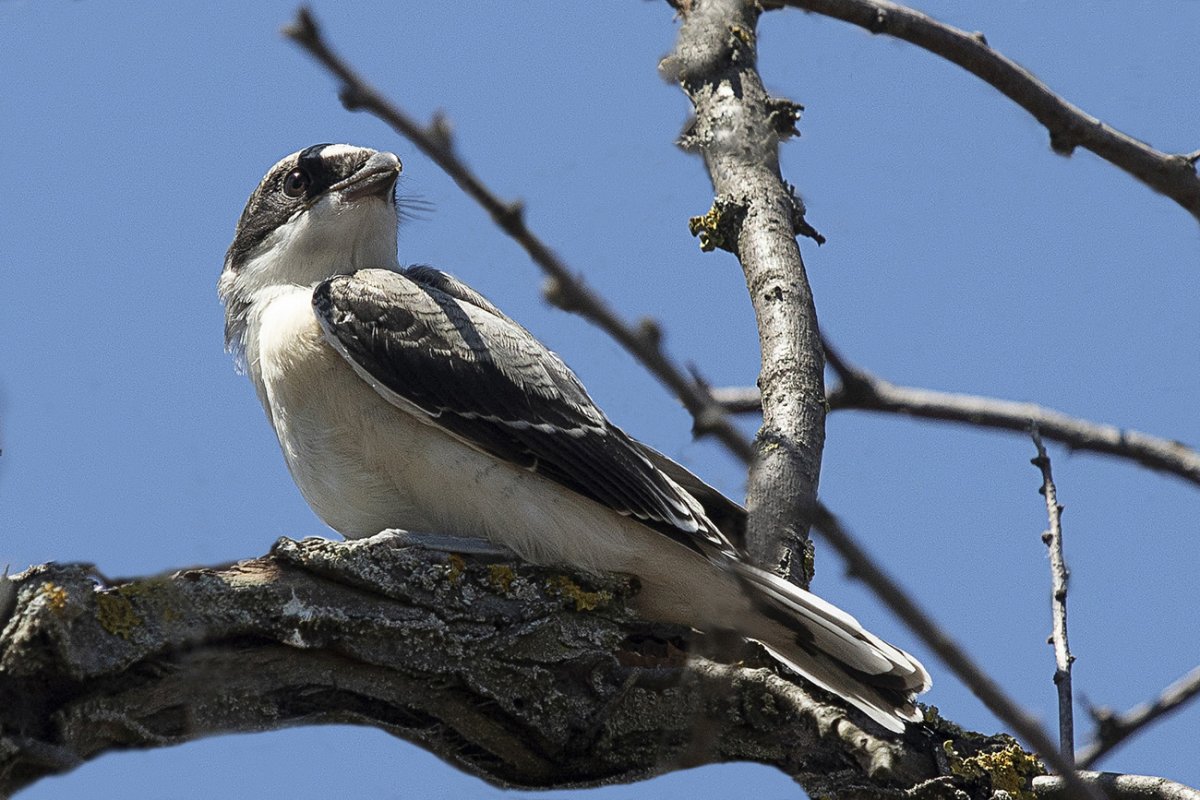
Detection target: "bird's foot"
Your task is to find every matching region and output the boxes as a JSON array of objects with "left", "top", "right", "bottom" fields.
[{"left": 372, "top": 529, "right": 516, "bottom": 558}]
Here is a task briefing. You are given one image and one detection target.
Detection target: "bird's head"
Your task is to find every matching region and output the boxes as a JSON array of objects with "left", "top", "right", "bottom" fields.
[{"left": 219, "top": 144, "right": 402, "bottom": 351}]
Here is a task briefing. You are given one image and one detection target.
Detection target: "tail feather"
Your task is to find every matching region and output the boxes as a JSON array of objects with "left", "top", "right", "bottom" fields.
[{"left": 730, "top": 560, "right": 931, "bottom": 732}]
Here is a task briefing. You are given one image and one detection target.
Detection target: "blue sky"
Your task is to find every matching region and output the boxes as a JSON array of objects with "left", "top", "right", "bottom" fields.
[{"left": 2, "top": 2, "right": 1198, "bottom": 797}]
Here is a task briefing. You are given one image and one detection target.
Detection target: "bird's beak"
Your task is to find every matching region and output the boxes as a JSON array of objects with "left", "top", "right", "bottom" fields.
[{"left": 334, "top": 151, "right": 402, "bottom": 202}]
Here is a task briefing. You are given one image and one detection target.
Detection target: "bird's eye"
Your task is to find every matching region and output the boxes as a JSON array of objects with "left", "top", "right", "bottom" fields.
[{"left": 282, "top": 168, "right": 310, "bottom": 198}]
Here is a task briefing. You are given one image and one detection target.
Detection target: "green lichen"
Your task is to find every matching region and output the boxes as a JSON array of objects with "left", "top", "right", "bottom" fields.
[
  {"left": 96, "top": 591, "right": 141, "bottom": 639},
  {"left": 40, "top": 582, "right": 69, "bottom": 614},
  {"left": 945, "top": 741, "right": 1044, "bottom": 800},
  {"left": 487, "top": 564, "right": 515, "bottom": 594},
  {"left": 546, "top": 575, "right": 612, "bottom": 612}
]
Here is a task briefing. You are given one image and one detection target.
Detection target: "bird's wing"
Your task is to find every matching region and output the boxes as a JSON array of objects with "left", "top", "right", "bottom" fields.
[{"left": 312, "top": 267, "right": 737, "bottom": 558}]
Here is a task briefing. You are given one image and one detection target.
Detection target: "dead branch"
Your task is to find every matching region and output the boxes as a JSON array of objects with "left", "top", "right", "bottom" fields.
[
  {"left": 1078, "top": 664, "right": 1200, "bottom": 769},
  {"left": 711, "top": 349, "right": 1200, "bottom": 491},
  {"left": 1030, "top": 429, "right": 1075, "bottom": 765},
  {"left": 1035, "top": 772, "right": 1200, "bottom": 800},
  {"left": 778, "top": 0, "right": 1200, "bottom": 222}
]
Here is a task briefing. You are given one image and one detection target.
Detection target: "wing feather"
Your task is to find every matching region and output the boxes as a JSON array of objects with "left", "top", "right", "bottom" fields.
[{"left": 312, "top": 267, "right": 733, "bottom": 556}]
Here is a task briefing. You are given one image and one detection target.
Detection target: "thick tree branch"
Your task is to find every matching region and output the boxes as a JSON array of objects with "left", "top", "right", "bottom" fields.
[
  {"left": 1, "top": 534, "right": 1048, "bottom": 799},
  {"left": 1030, "top": 429, "right": 1075, "bottom": 766},
  {"left": 1078, "top": 664, "right": 1200, "bottom": 769},
  {"left": 283, "top": 8, "right": 752, "bottom": 464},
  {"left": 1035, "top": 773, "right": 1200, "bottom": 800},
  {"left": 663, "top": 0, "right": 826, "bottom": 585},
  {"left": 778, "top": 0, "right": 1200, "bottom": 222},
  {"left": 712, "top": 349, "right": 1200, "bottom": 490}
]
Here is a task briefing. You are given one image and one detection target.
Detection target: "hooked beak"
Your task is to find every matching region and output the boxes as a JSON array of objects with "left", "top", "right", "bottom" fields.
[{"left": 334, "top": 151, "right": 402, "bottom": 203}]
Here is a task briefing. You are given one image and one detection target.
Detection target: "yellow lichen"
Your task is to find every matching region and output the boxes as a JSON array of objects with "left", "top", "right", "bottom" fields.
[
  {"left": 96, "top": 591, "right": 142, "bottom": 639},
  {"left": 40, "top": 582, "right": 69, "bottom": 613},
  {"left": 546, "top": 575, "right": 612, "bottom": 612},
  {"left": 945, "top": 742, "right": 1044, "bottom": 800},
  {"left": 446, "top": 553, "right": 466, "bottom": 585},
  {"left": 688, "top": 204, "right": 726, "bottom": 252},
  {"left": 487, "top": 564, "right": 515, "bottom": 593},
  {"left": 729, "top": 23, "right": 755, "bottom": 46}
]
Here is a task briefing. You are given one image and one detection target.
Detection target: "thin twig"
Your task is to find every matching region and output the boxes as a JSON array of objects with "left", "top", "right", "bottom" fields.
[
  {"left": 1077, "top": 664, "right": 1200, "bottom": 768},
  {"left": 1035, "top": 772, "right": 1200, "bottom": 800},
  {"left": 1031, "top": 427, "right": 1075, "bottom": 766},
  {"left": 712, "top": 346, "right": 1200, "bottom": 490},
  {"left": 779, "top": 0, "right": 1200, "bottom": 222},
  {"left": 283, "top": 7, "right": 753, "bottom": 464},
  {"left": 809, "top": 503, "right": 1100, "bottom": 800}
]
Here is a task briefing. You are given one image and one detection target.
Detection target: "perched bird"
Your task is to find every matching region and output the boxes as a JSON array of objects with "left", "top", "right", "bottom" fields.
[{"left": 219, "top": 143, "right": 930, "bottom": 732}]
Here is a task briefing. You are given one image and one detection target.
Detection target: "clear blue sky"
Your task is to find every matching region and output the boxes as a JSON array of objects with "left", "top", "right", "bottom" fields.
[{"left": 3, "top": 2, "right": 1198, "bottom": 797}]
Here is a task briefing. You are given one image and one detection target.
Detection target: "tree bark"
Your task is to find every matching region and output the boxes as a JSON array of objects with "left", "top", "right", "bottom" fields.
[
  {"left": 662, "top": 0, "right": 826, "bottom": 586},
  {"left": 0, "top": 534, "right": 1017, "bottom": 799}
]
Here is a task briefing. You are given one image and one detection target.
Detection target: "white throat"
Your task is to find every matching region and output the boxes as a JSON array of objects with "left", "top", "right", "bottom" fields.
[{"left": 220, "top": 194, "right": 400, "bottom": 361}]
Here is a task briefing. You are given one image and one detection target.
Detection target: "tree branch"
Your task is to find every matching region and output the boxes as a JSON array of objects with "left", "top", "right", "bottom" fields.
[
  {"left": 712, "top": 349, "right": 1200, "bottom": 491},
  {"left": 777, "top": 0, "right": 1200, "bottom": 222},
  {"left": 808, "top": 505, "right": 1100, "bottom": 800},
  {"left": 1077, "top": 664, "right": 1200, "bottom": 769},
  {"left": 3, "top": 534, "right": 1041, "bottom": 799},
  {"left": 283, "top": 7, "right": 752, "bottom": 464},
  {"left": 1035, "top": 772, "right": 1200, "bottom": 800},
  {"left": 1030, "top": 429, "right": 1075, "bottom": 766},
  {"left": 662, "top": 0, "right": 826, "bottom": 585}
]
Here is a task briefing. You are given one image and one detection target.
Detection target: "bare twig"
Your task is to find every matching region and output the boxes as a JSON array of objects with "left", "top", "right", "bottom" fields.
[
  {"left": 809, "top": 504, "right": 1100, "bottom": 800},
  {"left": 713, "top": 347, "right": 1200, "bottom": 490},
  {"left": 1077, "top": 664, "right": 1200, "bottom": 768},
  {"left": 283, "top": 8, "right": 753, "bottom": 464},
  {"left": 1035, "top": 772, "right": 1200, "bottom": 800},
  {"left": 778, "top": 0, "right": 1200, "bottom": 222},
  {"left": 1031, "top": 428, "right": 1075, "bottom": 766},
  {"left": 663, "top": 0, "right": 826, "bottom": 584}
]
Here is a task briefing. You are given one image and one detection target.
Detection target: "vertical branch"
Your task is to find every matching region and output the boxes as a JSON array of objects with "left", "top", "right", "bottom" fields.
[
  {"left": 663, "top": 0, "right": 826, "bottom": 586},
  {"left": 1031, "top": 426, "right": 1076, "bottom": 765}
]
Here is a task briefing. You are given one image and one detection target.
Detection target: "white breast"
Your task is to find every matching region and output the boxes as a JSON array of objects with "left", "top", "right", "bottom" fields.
[
  {"left": 243, "top": 285, "right": 412, "bottom": 535},
  {"left": 241, "top": 286, "right": 644, "bottom": 569}
]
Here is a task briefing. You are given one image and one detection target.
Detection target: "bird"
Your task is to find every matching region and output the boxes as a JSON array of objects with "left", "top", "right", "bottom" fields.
[{"left": 218, "top": 143, "right": 931, "bottom": 733}]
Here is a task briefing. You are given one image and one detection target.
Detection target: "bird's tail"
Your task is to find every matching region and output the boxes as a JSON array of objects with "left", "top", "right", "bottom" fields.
[{"left": 729, "top": 559, "right": 931, "bottom": 733}]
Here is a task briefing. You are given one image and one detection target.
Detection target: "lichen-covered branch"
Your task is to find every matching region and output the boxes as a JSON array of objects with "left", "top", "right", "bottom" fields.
[
  {"left": 1035, "top": 772, "right": 1200, "bottom": 800},
  {"left": 283, "top": 8, "right": 752, "bottom": 463},
  {"left": 4, "top": 534, "right": 1037, "bottom": 799},
  {"left": 779, "top": 0, "right": 1200, "bottom": 223},
  {"left": 662, "top": 0, "right": 826, "bottom": 585}
]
